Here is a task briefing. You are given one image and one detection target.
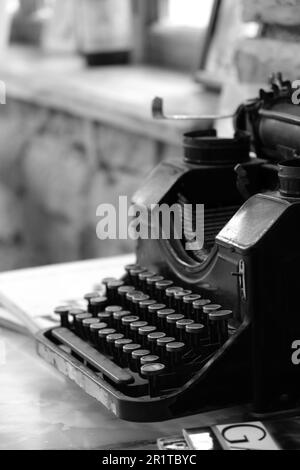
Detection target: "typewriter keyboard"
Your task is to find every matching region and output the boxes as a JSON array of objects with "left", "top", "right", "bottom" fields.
[{"left": 52, "top": 264, "right": 233, "bottom": 400}]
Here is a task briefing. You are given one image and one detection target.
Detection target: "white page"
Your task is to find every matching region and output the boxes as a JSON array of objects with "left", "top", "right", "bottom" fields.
[{"left": 0, "top": 254, "right": 135, "bottom": 335}]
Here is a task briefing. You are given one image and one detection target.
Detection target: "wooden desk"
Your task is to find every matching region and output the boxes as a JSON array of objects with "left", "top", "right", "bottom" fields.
[{"left": 0, "top": 326, "right": 247, "bottom": 450}]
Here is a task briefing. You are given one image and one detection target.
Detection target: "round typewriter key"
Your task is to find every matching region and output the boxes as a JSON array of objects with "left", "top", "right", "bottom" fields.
[
  {"left": 156, "top": 336, "right": 175, "bottom": 360},
  {"left": 90, "top": 296, "right": 108, "bottom": 316},
  {"left": 155, "top": 280, "right": 174, "bottom": 301},
  {"left": 147, "top": 275, "right": 164, "bottom": 297},
  {"left": 122, "top": 315, "right": 140, "bottom": 336},
  {"left": 165, "top": 286, "right": 184, "bottom": 307},
  {"left": 123, "top": 343, "right": 141, "bottom": 367},
  {"left": 113, "top": 310, "right": 131, "bottom": 329},
  {"left": 183, "top": 294, "right": 201, "bottom": 317},
  {"left": 129, "top": 268, "right": 147, "bottom": 288},
  {"left": 176, "top": 318, "right": 194, "bottom": 341},
  {"left": 107, "top": 280, "right": 124, "bottom": 303},
  {"left": 106, "top": 333, "right": 124, "bottom": 355},
  {"left": 174, "top": 289, "right": 192, "bottom": 312},
  {"left": 84, "top": 292, "right": 100, "bottom": 313},
  {"left": 139, "top": 299, "right": 156, "bottom": 320},
  {"left": 147, "top": 332, "right": 166, "bottom": 353},
  {"left": 125, "top": 263, "right": 141, "bottom": 274},
  {"left": 186, "top": 323, "right": 206, "bottom": 350},
  {"left": 98, "top": 311, "right": 113, "bottom": 326},
  {"left": 209, "top": 310, "right": 233, "bottom": 344},
  {"left": 102, "top": 277, "right": 117, "bottom": 293},
  {"left": 69, "top": 308, "right": 86, "bottom": 322},
  {"left": 132, "top": 293, "right": 150, "bottom": 315},
  {"left": 130, "top": 321, "right": 148, "bottom": 342},
  {"left": 98, "top": 328, "right": 116, "bottom": 352},
  {"left": 74, "top": 313, "right": 92, "bottom": 337},
  {"left": 138, "top": 325, "right": 157, "bottom": 347},
  {"left": 115, "top": 338, "right": 133, "bottom": 364},
  {"left": 54, "top": 306, "right": 70, "bottom": 327},
  {"left": 131, "top": 349, "right": 150, "bottom": 372},
  {"left": 104, "top": 305, "right": 122, "bottom": 326},
  {"left": 82, "top": 318, "right": 99, "bottom": 340},
  {"left": 166, "top": 342, "right": 186, "bottom": 369},
  {"left": 202, "top": 304, "right": 221, "bottom": 328},
  {"left": 118, "top": 285, "right": 135, "bottom": 307},
  {"left": 166, "top": 313, "right": 185, "bottom": 337},
  {"left": 157, "top": 308, "right": 175, "bottom": 330},
  {"left": 138, "top": 271, "right": 156, "bottom": 290},
  {"left": 148, "top": 303, "right": 166, "bottom": 324},
  {"left": 90, "top": 322, "right": 108, "bottom": 344},
  {"left": 140, "top": 363, "right": 166, "bottom": 397},
  {"left": 192, "top": 299, "right": 211, "bottom": 323},
  {"left": 126, "top": 290, "right": 143, "bottom": 309}
]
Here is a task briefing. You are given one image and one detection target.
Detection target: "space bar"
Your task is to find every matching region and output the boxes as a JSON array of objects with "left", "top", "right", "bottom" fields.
[{"left": 52, "top": 327, "right": 134, "bottom": 385}]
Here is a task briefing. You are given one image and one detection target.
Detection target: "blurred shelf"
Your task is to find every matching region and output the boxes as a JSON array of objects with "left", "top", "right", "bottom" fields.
[{"left": 0, "top": 46, "right": 219, "bottom": 145}]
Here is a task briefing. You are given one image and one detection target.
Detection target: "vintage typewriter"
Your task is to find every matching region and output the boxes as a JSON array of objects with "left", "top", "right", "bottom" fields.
[{"left": 37, "top": 74, "right": 300, "bottom": 422}]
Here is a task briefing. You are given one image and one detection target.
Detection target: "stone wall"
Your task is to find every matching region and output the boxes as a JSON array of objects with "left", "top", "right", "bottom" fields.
[
  {"left": 0, "top": 99, "right": 178, "bottom": 271},
  {"left": 236, "top": 0, "right": 300, "bottom": 83}
]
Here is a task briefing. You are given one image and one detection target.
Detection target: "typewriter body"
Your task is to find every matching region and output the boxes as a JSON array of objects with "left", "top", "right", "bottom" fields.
[{"left": 37, "top": 75, "right": 300, "bottom": 422}]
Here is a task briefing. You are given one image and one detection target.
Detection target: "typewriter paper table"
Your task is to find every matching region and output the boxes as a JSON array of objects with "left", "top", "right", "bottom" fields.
[{"left": 0, "top": 256, "right": 245, "bottom": 450}]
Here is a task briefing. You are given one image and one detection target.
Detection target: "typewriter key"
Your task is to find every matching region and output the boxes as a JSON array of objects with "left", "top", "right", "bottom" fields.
[
  {"left": 89, "top": 322, "right": 108, "bottom": 344},
  {"left": 125, "top": 263, "right": 141, "bottom": 277},
  {"left": 174, "top": 290, "right": 192, "bottom": 312},
  {"left": 155, "top": 280, "right": 174, "bottom": 302},
  {"left": 54, "top": 306, "right": 70, "bottom": 327},
  {"left": 90, "top": 296, "right": 108, "bottom": 316},
  {"left": 139, "top": 299, "right": 156, "bottom": 320},
  {"left": 115, "top": 338, "right": 133, "bottom": 365},
  {"left": 126, "top": 290, "right": 143, "bottom": 310},
  {"left": 202, "top": 304, "right": 221, "bottom": 328},
  {"left": 74, "top": 313, "right": 92, "bottom": 338},
  {"left": 183, "top": 294, "right": 201, "bottom": 317},
  {"left": 138, "top": 326, "right": 157, "bottom": 347},
  {"left": 148, "top": 304, "right": 166, "bottom": 325},
  {"left": 98, "top": 328, "right": 116, "bottom": 352},
  {"left": 141, "top": 363, "right": 166, "bottom": 397},
  {"left": 130, "top": 321, "right": 148, "bottom": 342},
  {"left": 102, "top": 277, "right": 117, "bottom": 292},
  {"left": 132, "top": 293, "right": 150, "bottom": 315},
  {"left": 84, "top": 292, "right": 100, "bottom": 313},
  {"left": 157, "top": 308, "right": 175, "bottom": 330},
  {"left": 138, "top": 271, "right": 156, "bottom": 290},
  {"left": 106, "top": 333, "right": 124, "bottom": 356},
  {"left": 113, "top": 310, "right": 131, "bottom": 329},
  {"left": 123, "top": 343, "right": 142, "bottom": 367},
  {"left": 166, "top": 313, "right": 185, "bottom": 337},
  {"left": 98, "top": 311, "right": 113, "bottom": 326},
  {"left": 156, "top": 337, "right": 175, "bottom": 360},
  {"left": 131, "top": 349, "right": 151, "bottom": 372},
  {"left": 107, "top": 280, "right": 124, "bottom": 303},
  {"left": 118, "top": 285, "right": 135, "bottom": 307},
  {"left": 165, "top": 287, "right": 184, "bottom": 307},
  {"left": 147, "top": 275, "right": 164, "bottom": 297},
  {"left": 176, "top": 319, "right": 194, "bottom": 341},
  {"left": 104, "top": 306, "right": 122, "bottom": 326},
  {"left": 166, "top": 342, "right": 186, "bottom": 369},
  {"left": 192, "top": 299, "right": 211, "bottom": 323},
  {"left": 121, "top": 315, "right": 140, "bottom": 336},
  {"left": 82, "top": 318, "right": 100, "bottom": 340},
  {"left": 147, "top": 332, "right": 166, "bottom": 353},
  {"left": 185, "top": 323, "right": 206, "bottom": 350},
  {"left": 209, "top": 310, "right": 232, "bottom": 344},
  {"left": 129, "top": 268, "right": 147, "bottom": 288}
]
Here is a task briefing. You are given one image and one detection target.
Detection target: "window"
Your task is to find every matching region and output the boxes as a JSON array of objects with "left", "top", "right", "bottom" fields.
[{"left": 162, "top": 0, "right": 215, "bottom": 28}]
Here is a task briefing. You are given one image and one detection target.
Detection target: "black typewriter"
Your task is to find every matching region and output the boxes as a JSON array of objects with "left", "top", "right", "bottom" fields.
[{"left": 37, "top": 74, "right": 300, "bottom": 422}]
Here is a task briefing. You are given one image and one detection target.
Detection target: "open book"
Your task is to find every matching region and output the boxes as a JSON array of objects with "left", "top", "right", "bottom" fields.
[{"left": 0, "top": 254, "right": 135, "bottom": 336}]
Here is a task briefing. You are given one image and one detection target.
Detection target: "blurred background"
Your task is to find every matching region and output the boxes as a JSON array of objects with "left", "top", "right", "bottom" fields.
[{"left": 0, "top": 0, "right": 298, "bottom": 272}]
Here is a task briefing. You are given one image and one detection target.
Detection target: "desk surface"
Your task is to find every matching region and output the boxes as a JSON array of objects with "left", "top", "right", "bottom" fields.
[{"left": 0, "top": 327, "right": 246, "bottom": 450}]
